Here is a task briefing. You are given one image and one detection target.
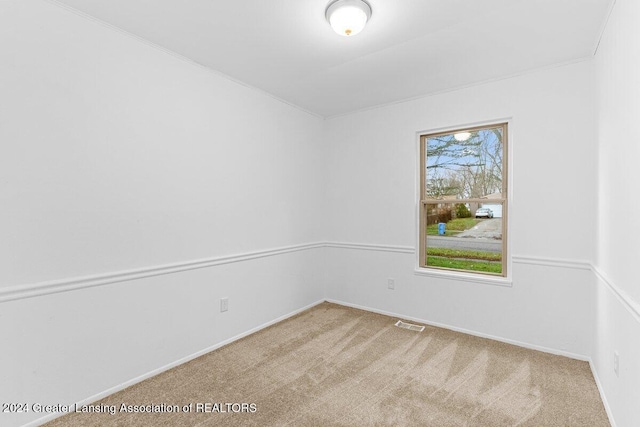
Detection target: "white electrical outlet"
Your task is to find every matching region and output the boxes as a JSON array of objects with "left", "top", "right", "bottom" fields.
[
  {"left": 387, "top": 278, "right": 395, "bottom": 290},
  {"left": 614, "top": 351, "right": 619, "bottom": 377},
  {"left": 220, "top": 297, "right": 229, "bottom": 312}
]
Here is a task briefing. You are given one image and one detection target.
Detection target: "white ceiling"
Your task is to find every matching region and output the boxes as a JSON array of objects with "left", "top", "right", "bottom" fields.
[{"left": 52, "top": 0, "right": 612, "bottom": 117}]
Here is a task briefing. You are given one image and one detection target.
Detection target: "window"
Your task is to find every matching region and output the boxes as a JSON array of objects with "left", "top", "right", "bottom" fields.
[{"left": 419, "top": 123, "right": 508, "bottom": 277}]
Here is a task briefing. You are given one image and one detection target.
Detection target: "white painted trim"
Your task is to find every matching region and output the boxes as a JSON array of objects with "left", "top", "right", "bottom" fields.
[
  {"left": 323, "top": 244, "right": 592, "bottom": 273},
  {"left": 593, "top": 0, "right": 618, "bottom": 56},
  {"left": 43, "top": 0, "right": 322, "bottom": 120},
  {"left": 414, "top": 117, "right": 514, "bottom": 140},
  {"left": 22, "top": 299, "right": 326, "bottom": 427},
  {"left": 589, "top": 358, "right": 618, "bottom": 427},
  {"left": 326, "top": 299, "right": 591, "bottom": 362},
  {"left": 0, "top": 243, "right": 324, "bottom": 303},
  {"left": 413, "top": 267, "right": 512, "bottom": 287},
  {"left": 325, "top": 242, "right": 414, "bottom": 254},
  {"left": 325, "top": 57, "right": 593, "bottom": 120},
  {"left": 512, "top": 255, "right": 592, "bottom": 271},
  {"left": 2, "top": 241, "right": 599, "bottom": 304},
  {"left": 592, "top": 265, "right": 640, "bottom": 323}
]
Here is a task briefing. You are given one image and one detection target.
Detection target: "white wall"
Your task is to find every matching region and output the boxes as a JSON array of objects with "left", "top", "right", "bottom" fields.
[
  {"left": 324, "top": 60, "right": 597, "bottom": 358},
  {"left": 594, "top": 0, "right": 640, "bottom": 425},
  {"left": 0, "top": 1, "right": 325, "bottom": 426},
  {"left": 0, "top": 0, "right": 325, "bottom": 287}
]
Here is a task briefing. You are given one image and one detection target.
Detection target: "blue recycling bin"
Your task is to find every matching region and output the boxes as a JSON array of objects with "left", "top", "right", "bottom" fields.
[{"left": 438, "top": 222, "right": 446, "bottom": 235}]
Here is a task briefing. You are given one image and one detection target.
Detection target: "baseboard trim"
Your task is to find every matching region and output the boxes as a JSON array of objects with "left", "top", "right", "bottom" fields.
[
  {"left": 592, "top": 265, "right": 640, "bottom": 323},
  {"left": 0, "top": 242, "right": 325, "bottom": 303},
  {"left": 325, "top": 299, "right": 590, "bottom": 362},
  {"left": 589, "top": 359, "right": 618, "bottom": 427},
  {"left": 23, "top": 299, "right": 326, "bottom": 427},
  {"left": 18, "top": 297, "right": 610, "bottom": 427}
]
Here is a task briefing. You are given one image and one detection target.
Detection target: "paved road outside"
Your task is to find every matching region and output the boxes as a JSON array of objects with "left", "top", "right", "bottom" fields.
[
  {"left": 428, "top": 219, "right": 503, "bottom": 253},
  {"left": 458, "top": 218, "right": 502, "bottom": 239},
  {"left": 427, "top": 235, "right": 501, "bottom": 253}
]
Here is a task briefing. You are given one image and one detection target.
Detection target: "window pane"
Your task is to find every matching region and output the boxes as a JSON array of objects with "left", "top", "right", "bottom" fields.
[
  {"left": 424, "top": 202, "right": 503, "bottom": 275},
  {"left": 426, "top": 126, "right": 503, "bottom": 200}
]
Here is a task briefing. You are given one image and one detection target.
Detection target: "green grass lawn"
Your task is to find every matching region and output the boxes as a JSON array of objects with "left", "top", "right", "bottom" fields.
[
  {"left": 426, "top": 218, "right": 502, "bottom": 274},
  {"left": 426, "top": 246, "right": 502, "bottom": 274},
  {"left": 426, "top": 218, "right": 479, "bottom": 235},
  {"left": 426, "top": 247, "right": 502, "bottom": 261},
  {"left": 427, "top": 256, "right": 502, "bottom": 274}
]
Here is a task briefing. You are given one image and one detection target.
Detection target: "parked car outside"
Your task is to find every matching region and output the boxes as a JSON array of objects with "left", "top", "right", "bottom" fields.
[{"left": 475, "top": 208, "right": 494, "bottom": 218}]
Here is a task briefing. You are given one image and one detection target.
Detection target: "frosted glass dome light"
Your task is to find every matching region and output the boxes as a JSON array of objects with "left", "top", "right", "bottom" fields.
[
  {"left": 326, "top": 0, "right": 372, "bottom": 37},
  {"left": 454, "top": 132, "right": 472, "bottom": 142}
]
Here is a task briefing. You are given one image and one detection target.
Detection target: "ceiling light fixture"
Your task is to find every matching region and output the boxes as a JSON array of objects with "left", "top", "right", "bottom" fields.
[
  {"left": 325, "top": 0, "right": 372, "bottom": 37},
  {"left": 454, "top": 132, "right": 472, "bottom": 142}
]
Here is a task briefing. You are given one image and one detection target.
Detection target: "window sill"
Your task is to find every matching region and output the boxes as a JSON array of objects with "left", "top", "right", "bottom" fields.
[{"left": 413, "top": 267, "right": 512, "bottom": 287}]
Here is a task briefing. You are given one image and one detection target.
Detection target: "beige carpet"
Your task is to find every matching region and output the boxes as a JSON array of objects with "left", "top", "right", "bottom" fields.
[{"left": 45, "top": 302, "right": 610, "bottom": 426}]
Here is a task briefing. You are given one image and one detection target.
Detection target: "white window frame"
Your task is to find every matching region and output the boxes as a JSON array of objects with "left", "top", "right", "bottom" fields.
[{"left": 414, "top": 119, "right": 513, "bottom": 287}]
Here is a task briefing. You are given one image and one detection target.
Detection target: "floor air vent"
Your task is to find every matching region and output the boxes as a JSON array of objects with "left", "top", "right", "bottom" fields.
[{"left": 394, "top": 320, "right": 425, "bottom": 332}]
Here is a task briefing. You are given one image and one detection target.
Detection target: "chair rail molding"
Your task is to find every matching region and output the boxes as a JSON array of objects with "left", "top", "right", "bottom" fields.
[{"left": 0, "top": 242, "right": 325, "bottom": 303}]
